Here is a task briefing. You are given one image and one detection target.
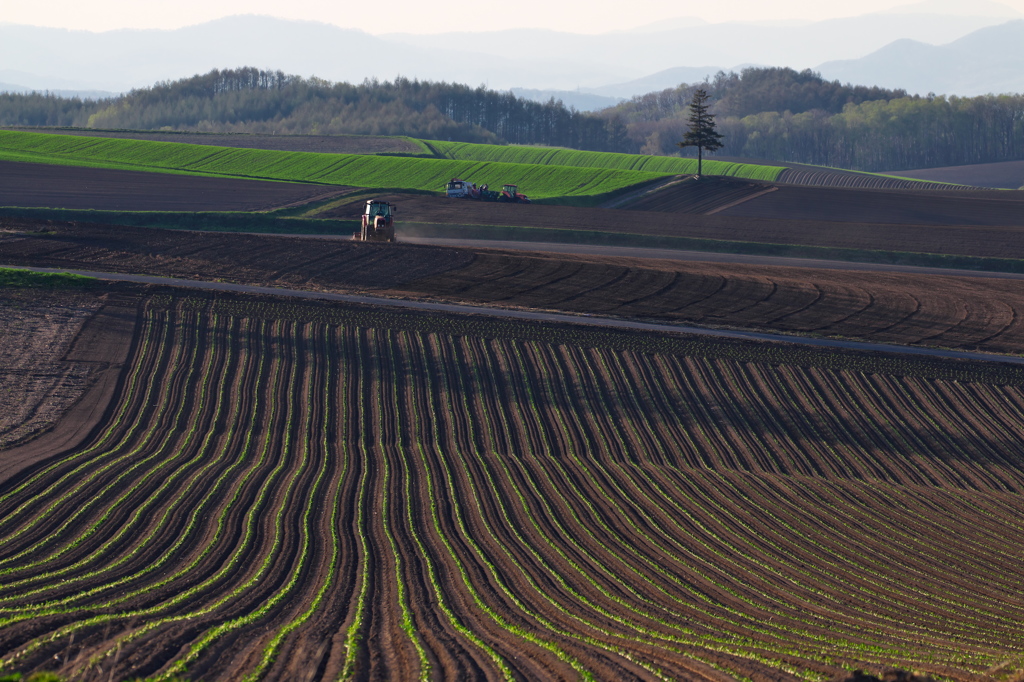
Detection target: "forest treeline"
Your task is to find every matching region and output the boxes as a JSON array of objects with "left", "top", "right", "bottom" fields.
[
  {"left": 2, "top": 66, "right": 1023, "bottom": 171},
  {"left": 612, "top": 69, "right": 1024, "bottom": 170}
]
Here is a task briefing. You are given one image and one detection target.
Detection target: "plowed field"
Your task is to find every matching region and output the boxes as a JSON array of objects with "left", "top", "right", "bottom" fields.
[
  {"left": 396, "top": 249, "right": 1024, "bottom": 355},
  {"left": 615, "top": 177, "right": 775, "bottom": 213},
  {"left": 884, "top": 160, "right": 1024, "bottom": 190},
  {"left": 5, "top": 222, "right": 1024, "bottom": 355},
  {"left": 604, "top": 176, "right": 1024, "bottom": 225},
  {"left": 0, "top": 160, "right": 350, "bottom": 212},
  {"left": 720, "top": 184, "right": 1024, "bottom": 226},
  {"left": 322, "top": 191, "right": 1024, "bottom": 259},
  {"left": 2, "top": 293, "right": 1024, "bottom": 681},
  {"left": 775, "top": 168, "right": 962, "bottom": 190},
  {"left": 0, "top": 290, "right": 102, "bottom": 449}
]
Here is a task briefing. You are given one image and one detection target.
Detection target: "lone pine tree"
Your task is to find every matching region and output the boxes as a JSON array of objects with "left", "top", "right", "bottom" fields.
[{"left": 678, "top": 88, "right": 724, "bottom": 176}]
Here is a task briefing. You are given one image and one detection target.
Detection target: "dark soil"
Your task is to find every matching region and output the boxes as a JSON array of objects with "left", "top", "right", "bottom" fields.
[
  {"left": 0, "top": 160, "right": 350, "bottom": 212},
  {"left": 721, "top": 182, "right": 1024, "bottom": 226},
  {"left": 324, "top": 189, "right": 1024, "bottom": 260},
  {"left": 884, "top": 159, "right": 1024, "bottom": 190},
  {"left": 4, "top": 220, "right": 1024, "bottom": 356},
  {"left": 2, "top": 298, "right": 1024, "bottom": 680}
]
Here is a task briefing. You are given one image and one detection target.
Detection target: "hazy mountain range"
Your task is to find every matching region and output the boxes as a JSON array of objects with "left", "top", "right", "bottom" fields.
[{"left": 1, "top": 0, "right": 1022, "bottom": 109}]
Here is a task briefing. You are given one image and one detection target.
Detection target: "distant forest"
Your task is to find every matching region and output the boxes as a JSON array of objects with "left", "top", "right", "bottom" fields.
[{"left": 2, "top": 66, "right": 1023, "bottom": 171}]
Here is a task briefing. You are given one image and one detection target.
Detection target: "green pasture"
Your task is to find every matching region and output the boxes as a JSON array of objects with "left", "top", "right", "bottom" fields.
[
  {"left": 0, "top": 131, "right": 672, "bottom": 200},
  {"left": 424, "top": 140, "right": 787, "bottom": 181}
]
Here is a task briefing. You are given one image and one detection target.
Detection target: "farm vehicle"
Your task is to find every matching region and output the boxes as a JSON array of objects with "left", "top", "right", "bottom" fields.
[
  {"left": 498, "top": 184, "right": 530, "bottom": 203},
  {"left": 353, "top": 199, "right": 396, "bottom": 242},
  {"left": 445, "top": 178, "right": 530, "bottom": 203}
]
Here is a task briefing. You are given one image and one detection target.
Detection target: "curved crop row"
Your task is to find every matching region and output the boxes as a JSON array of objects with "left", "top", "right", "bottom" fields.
[{"left": 2, "top": 298, "right": 1024, "bottom": 680}]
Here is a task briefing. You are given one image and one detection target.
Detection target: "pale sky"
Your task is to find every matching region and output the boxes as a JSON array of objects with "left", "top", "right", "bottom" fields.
[{"left": 2, "top": 0, "right": 1023, "bottom": 34}]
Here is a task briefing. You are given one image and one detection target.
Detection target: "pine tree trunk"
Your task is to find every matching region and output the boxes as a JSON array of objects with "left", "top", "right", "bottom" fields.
[{"left": 698, "top": 145, "right": 703, "bottom": 176}]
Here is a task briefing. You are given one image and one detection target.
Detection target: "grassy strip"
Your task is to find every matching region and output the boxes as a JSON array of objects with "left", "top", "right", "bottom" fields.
[
  {"left": 8, "top": 128, "right": 433, "bottom": 157},
  {"left": 0, "top": 267, "right": 96, "bottom": 289},
  {"left": 424, "top": 140, "right": 787, "bottom": 181},
  {"left": 0, "top": 131, "right": 671, "bottom": 199},
  {"left": 400, "top": 221, "right": 1024, "bottom": 274}
]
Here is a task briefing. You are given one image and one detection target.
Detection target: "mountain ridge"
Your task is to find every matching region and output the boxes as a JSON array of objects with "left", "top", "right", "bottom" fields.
[{"left": 1, "top": 12, "right": 1020, "bottom": 97}]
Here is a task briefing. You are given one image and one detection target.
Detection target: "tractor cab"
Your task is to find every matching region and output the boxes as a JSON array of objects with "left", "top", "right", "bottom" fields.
[{"left": 364, "top": 200, "right": 393, "bottom": 221}]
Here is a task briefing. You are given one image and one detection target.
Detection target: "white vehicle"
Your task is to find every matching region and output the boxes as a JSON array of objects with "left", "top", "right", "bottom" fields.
[{"left": 445, "top": 178, "right": 480, "bottom": 199}]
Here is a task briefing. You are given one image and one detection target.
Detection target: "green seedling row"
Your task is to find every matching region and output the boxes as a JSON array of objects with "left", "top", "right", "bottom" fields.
[{"left": 2, "top": 298, "right": 1024, "bottom": 681}]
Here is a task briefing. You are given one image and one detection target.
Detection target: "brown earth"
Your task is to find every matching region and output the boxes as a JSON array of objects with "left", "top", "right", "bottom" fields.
[
  {"left": 1, "top": 297, "right": 1023, "bottom": 681},
  {"left": 719, "top": 181, "right": 1024, "bottom": 226},
  {"left": 3, "top": 220, "right": 1024, "bottom": 356},
  {"left": 0, "top": 291, "right": 137, "bottom": 485},
  {"left": 885, "top": 159, "right": 1024, "bottom": 190},
  {"left": 707, "top": 156, "right": 966, "bottom": 190},
  {"left": 4, "top": 160, "right": 1024, "bottom": 259},
  {"left": 5, "top": 151, "right": 1024, "bottom": 681},
  {"left": 324, "top": 189, "right": 1024, "bottom": 260},
  {"left": 775, "top": 167, "right": 964, "bottom": 190},
  {"left": 0, "top": 160, "right": 352, "bottom": 212},
  {"left": 601, "top": 175, "right": 1024, "bottom": 226},
  {"left": 0, "top": 290, "right": 101, "bottom": 449},
  {"left": 2, "top": 128, "right": 424, "bottom": 155},
  {"left": 0, "top": 219, "right": 472, "bottom": 289}
]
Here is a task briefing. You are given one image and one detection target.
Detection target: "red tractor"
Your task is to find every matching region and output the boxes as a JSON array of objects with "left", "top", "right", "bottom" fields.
[
  {"left": 497, "top": 184, "right": 530, "bottom": 203},
  {"left": 353, "top": 199, "right": 396, "bottom": 242}
]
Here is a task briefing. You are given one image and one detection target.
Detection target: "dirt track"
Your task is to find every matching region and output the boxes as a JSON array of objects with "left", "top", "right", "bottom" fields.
[{"left": 2, "top": 296, "right": 1024, "bottom": 680}]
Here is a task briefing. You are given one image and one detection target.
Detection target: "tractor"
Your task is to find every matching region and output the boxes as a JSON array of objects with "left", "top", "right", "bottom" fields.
[
  {"left": 498, "top": 184, "right": 530, "bottom": 203},
  {"left": 353, "top": 199, "right": 396, "bottom": 242}
]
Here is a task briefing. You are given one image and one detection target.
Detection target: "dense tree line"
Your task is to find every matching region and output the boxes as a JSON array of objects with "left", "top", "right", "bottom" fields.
[
  {"left": 716, "top": 94, "right": 1024, "bottom": 169},
  {"left": 596, "top": 67, "right": 1024, "bottom": 170},
  {"left": 0, "top": 68, "right": 623, "bottom": 149},
  {"left": 2, "top": 66, "right": 1023, "bottom": 170}
]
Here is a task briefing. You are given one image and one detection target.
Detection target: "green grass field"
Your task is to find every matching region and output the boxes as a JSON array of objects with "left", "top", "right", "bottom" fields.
[
  {"left": 424, "top": 140, "right": 787, "bottom": 181},
  {"left": 0, "top": 131, "right": 675, "bottom": 200}
]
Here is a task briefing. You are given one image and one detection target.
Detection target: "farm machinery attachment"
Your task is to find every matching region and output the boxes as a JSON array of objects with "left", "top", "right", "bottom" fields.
[{"left": 353, "top": 199, "right": 396, "bottom": 242}]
